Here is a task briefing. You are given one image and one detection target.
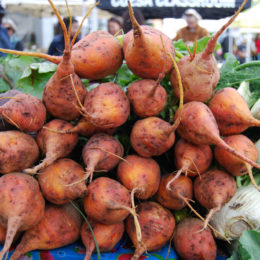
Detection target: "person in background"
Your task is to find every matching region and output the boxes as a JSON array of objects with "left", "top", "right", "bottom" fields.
[
  {"left": 48, "top": 16, "right": 79, "bottom": 56},
  {"left": 122, "top": 8, "right": 145, "bottom": 34},
  {"left": 0, "top": 5, "right": 12, "bottom": 56},
  {"left": 174, "top": 8, "right": 209, "bottom": 46},
  {"left": 255, "top": 34, "right": 260, "bottom": 60},
  {"left": 235, "top": 43, "right": 246, "bottom": 64},
  {"left": 108, "top": 17, "right": 122, "bottom": 36},
  {"left": 3, "top": 18, "right": 23, "bottom": 51}
]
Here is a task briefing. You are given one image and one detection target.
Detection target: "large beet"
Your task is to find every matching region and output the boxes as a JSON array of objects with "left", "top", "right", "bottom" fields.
[
  {"left": 10, "top": 204, "right": 82, "bottom": 260},
  {"left": 0, "top": 131, "right": 39, "bottom": 174},
  {"left": 126, "top": 201, "right": 175, "bottom": 260},
  {"left": 0, "top": 173, "right": 45, "bottom": 260}
]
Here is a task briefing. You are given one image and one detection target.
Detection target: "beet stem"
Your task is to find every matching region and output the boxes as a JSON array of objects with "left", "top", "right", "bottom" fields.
[
  {"left": 168, "top": 53, "right": 183, "bottom": 132},
  {"left": 48, "top": 0, "right": 69, "bottom": 53},
  {"left": 128, "top": 0, "right": 143, "bottom": 40},
  {"left": 0, "top": 48, "right": 60, "bottom": 64},
  {"left": 217, "top": 138, "right": 260, "bottom": 170},
  {"left": 149, "top": 72, "right": 164, "bottom": 97},
  {"left": 65, "top": 0, "right": 72, "bottom": 44},
  {"left": 245, "top": 163, "right": 260, "bottom": 190},
  {"left": 202, "top": 0, "right": 248, "bottom": 57},
  {"left": 0, "top": 218, "right": 21, "bottom": 260},
  {"left": 71, "top": 1, "right": 100, "bottom": 47}
]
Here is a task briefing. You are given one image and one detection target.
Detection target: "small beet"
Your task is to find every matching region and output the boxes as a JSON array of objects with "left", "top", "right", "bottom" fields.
[
  {"left": 0, "top": 130, "right": 39, "bottom": 174},
  {"left": 38, "top": 158, "right": 88, "bottom": 205},
  {"left": 126, "top": 201, "right": 175, "bottom": 260},
  {"left": 82, "top": 133, "right": 124, "bottom": 182},
  {"left": 23, "top": 119, "right": 78, "bottom": 174},
  {"left": 82, "top": 82, "right": 130, "bottom": 129},
  {"left": 172, "top": 138, "right": 213, "bottom": 181},
  {"left": 0, "top": 93, "right": 46, "bottom": 132},
  {"left": 194, "top": 169, "right": 237, "bottom": 228},
  {"left": 173, "top": 218, "right": 217, "bottom": 260},
  {"left": 81, "top": 219, "right": 124, "bottom": 260},
  {"left": 10, "top": 204, "right": 82, "bottom": 260},
  {"left": 209, "top": 87, "right": 260, "bottom": 135},
  {"left": 123, "top": 1, "right": 174, "bottom": 79},
  {"left": 117, "top": 154, "right": 161, "bottom": 200},
  {"left": 130, "top": 117, "right": 176, "bottom": 157},
  {"left": 0, "top": 173, "right": 45, "bottom": 260},
  {"left": 84, "top": 177, "right": 131, "bottom": 225},
  {"left": 170, "top": 0, "right": 248, "bottom": 103},
  {"left": 156, "top": 173, "right": 193, "bottom": 210},
  {"left": 215, "top": 134, "right": 259, "bottom": 189},
  {"left": 127, "top": 76, "right": 167, "bottom": 117}
]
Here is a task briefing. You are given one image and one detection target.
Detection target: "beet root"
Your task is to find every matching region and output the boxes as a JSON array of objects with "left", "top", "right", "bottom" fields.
[
  {"left": 0, "top": 173, "right": 45, "bottom": 260},
  {"left": 0, "top": 93, "right": 46, "bottom": 132},
  {"left": 81, "top": 82, "right": 130, "bottom": 129},
  {"left": 215, "top": 134, "right": 259, "bottom": 189},
  {"left": 130, "top": 117, "right": 176, "bottom": 157},
  {"left": 84, "top": 177, "right": 131, "bottom": 225},
  {"left": 194, "top": 169, "right": 237, "bottom": 229},
  {"left": 173, "top": 218, "right": 217, "bottom": 260},
  {"left": 172, "top": 138, "right": 213, "bottom": 181},
  {"left": 156, "top": 173, "right": 193, "bottom": 210},
  {"left": 82, "top": 133, "right": 124, "bottom": 182},
  {"left": 117, "top": 155, "right": 161, "bottom": 199},
  {"left": 81, "top": 219, "right": 124, "bottom": 260},
  {"left": 38, "top": 158, "right": 88, "bottom": 205},
  {"left": 123, "top": 2, "right": 174, "bottom": 79},
  {"left": 209, "top": 87, "right": 260, "bottom": 135},
  {"left": 23, "top": 119, "right": 78, "bottom": 174},
  {"left": 71, "top": 30, "right": 123, "bottom": 80},
  {"left": 175, "top": 101, "right": 260, "bottom": 170},
  {"left": 126, "top": 201, "right": 175, "bottom": 260},
  {"left": 127, "top": 77, "right": 167, "bottom": 117},
  {"left": 0, "top": 131, "right": 39, "bottom": 174},
  {"left": 170, "top": 0, "right": 248, "bottom": 103},
  {"left": 10, "top": 204, "right": 82, "bottom": 260}
]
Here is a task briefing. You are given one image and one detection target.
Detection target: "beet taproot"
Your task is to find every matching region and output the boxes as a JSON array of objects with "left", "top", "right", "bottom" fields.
[
  {"left": 83, "top": 177, "right": 131, "bottom": 225},
  {"left": 123, "top": 1, "right": 174, "bottom": 79},
  {"left": 0, "top": 130, "right": 39, "bottom": 174},
  {"left": 0, "top": 93, "right": 46, "bottom": 132},
  {"left": 0, "top": 173, "right": 45, "bottom": 260},
  {"left": 24, "top": 119, "right": 78, "bottom": 174},
  {"left": 194, "top": 169, "right": 237, "bottom": 228},
  {"left": 170, "top": 138, "right": 213, "bottom": 183},
  {"left": 170, "top": 0, "right": 248, "bottom": 102},
  {"left": 173, "top": 218, "right": 217, "bottom": 260},
  {"left": 80, "top": 133, "right": 124, "bottom": 182},
  {"left": 209, "top": 87, "right": 260, "bottom": 135},
  {"left": 127, "top": 75, "right": 167, "bottom": 117},
  {"left": 81, "top": 219, "right": 124, "bottom": 260},
  {"left": 81, "top": 82, "right": 130, "bottom": 129},
  {"left": 10, "top": 204, "right": 81, "bottom": 260},
  {"left": 117, "top": 154, "right": 161, "bottom": 200},
  {"left": 38, "top": 158, "right": 87, "bottom": 205},
  {"left": 156, "top": 173, "right": 193, "bottom": 210},
  {"left": 215, "top": 134, "right": 259, "bottom": 189},
  {"left": 126, "top": 201, "right": 175, "bottom": 260}
]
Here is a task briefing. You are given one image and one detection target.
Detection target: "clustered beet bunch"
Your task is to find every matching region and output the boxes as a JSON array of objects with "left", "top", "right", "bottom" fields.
[{"left": 0, "top": 0, "right": 258, "bottom": 259}]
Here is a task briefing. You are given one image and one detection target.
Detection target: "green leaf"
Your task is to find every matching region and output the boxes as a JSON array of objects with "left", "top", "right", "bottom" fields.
[
  {"left": 228, "top": 231, "right": 260, "bottom": 260},
  {"left": 173, "top": 36, "right": 221, "bottom": 56}
]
